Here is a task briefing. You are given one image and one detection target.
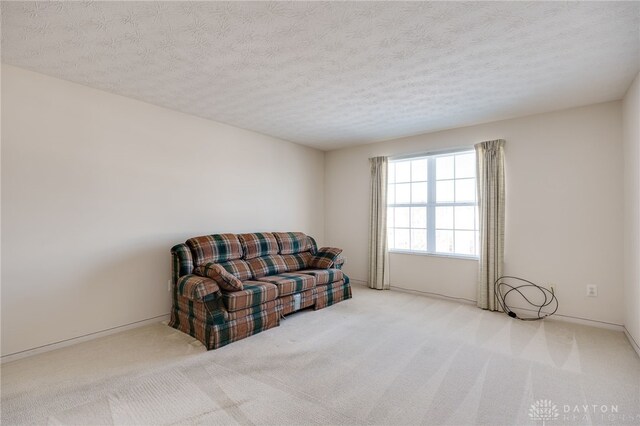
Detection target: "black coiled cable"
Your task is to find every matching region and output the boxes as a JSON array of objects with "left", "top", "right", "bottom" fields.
[{"left": 494, "top": 275, "right": 558, "bottom": 320}]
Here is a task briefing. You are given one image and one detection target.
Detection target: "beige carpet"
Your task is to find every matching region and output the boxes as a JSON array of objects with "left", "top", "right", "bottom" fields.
[{"left": 2, "top": 285, "right": 639, "bottom": 425}]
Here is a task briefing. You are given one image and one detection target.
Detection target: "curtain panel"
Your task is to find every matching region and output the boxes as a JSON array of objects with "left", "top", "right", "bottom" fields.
[
  {"left": 369, "top": 156, "right": 390, "bottom": 290},
  {"left": 475, "top": 140, "right": 505, "bottom": 310}
]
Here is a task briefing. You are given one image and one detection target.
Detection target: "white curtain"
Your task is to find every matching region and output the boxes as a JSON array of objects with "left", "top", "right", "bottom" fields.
[
  {"left": 368, "top": 156, "right": 390, "bottom": 290},
  {"left": 475, "top": 140, "right": 505, "bottom": 310}
]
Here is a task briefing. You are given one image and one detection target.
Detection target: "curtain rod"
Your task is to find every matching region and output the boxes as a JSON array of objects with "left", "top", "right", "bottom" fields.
[{"left": 386, "top": 145, "right": 474, "bottom": 161}]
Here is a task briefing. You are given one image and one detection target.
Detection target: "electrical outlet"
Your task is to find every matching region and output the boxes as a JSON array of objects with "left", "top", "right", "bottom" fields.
[
  {"left": 167, "top": 279, "right": 172, "bottom": 291},
  {"left": 549, "top": 283, "right": 556, "bottom": 294},
  {"left": 586, "top": 284, "right": 598, "bottom": 297}
]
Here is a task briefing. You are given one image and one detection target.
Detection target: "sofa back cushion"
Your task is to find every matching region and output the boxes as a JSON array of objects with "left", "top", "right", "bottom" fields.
[
  {"left": 186, "top": 233, "right": 243, "bottom": 266},
  {"left": 273, "top": 232, "right": 314, "bottom": 255},
  {"left": 246, "top": 255, "right": 288, "bottom": 278},
  {"left": 238, "top": 233, "right": 279, "bottom": 260},
  {"left": 280, "top": 252, "right": 313, "bottom": 271},
  {"left": 218, "top": 259, "right": 253, "bottom": 281}
]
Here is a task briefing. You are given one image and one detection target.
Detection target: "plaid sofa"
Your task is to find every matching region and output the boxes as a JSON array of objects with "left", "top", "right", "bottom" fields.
[{"left": 169, "top": 232, "right": 351, "bottom": 349}]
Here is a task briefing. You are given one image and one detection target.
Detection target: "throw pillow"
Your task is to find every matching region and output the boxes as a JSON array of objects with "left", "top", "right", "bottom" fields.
[
  {"left": 194, "top": 263, "right": 243, "bottom": 292},
  {"left": 309, "top": 247, "right": 343, "bottom": 269}
]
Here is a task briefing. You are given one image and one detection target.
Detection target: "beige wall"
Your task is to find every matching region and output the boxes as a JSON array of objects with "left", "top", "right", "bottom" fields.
[
  {"left": 623, "top": 72, "right": 640, "bottom": 349},
  {"left": 325, "top": 101, "right": 625, "bottom": 324},
  {"left": 1, "top": 63, "right": 633, "bottom": 357},
  {"left": 1, "top": 65, "right": 325, "bottom": 357}
]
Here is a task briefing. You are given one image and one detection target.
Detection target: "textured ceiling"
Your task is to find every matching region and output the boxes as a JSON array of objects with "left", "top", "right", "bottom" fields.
[{"left": 2, "top": 2, "right": 639, "bottom": 150}]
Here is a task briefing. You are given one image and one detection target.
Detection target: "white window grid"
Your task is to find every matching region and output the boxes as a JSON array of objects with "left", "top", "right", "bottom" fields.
[{"left": 387, "top": 149, "right": 479, "bottom": 257}]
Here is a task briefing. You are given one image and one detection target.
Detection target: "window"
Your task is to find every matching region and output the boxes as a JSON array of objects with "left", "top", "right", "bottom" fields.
[{"left": 387, "top": 149, "right": 478, "bottom": 257}]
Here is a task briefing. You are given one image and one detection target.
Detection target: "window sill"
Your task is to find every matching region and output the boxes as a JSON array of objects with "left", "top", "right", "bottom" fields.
[{"left": 389, "top": 250, "right": 479, "bottom": 261}]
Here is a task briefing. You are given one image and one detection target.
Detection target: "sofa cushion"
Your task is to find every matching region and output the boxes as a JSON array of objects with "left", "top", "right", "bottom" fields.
[
  {"left": 299, "top": 268, "right": 344, "bottom": 285},
  {"left": 218, "top": 259, "right": 253, "bottom": 281},
  {"left": 238, "top": 232, "right": 279, "bottom": 260},
  {"left": 256, "top": 273, "right": 316, "bottom": 297},
  {"left": 246, "top": 255, "right": 287, "bottom": 278},
  {"left": 309, "top": 247, "right": 343, "bottom": 269},
  {"left": 280, "top": 252, "right": 313, "bottom": 271},
  {"left": 186, "top": 234, "right": 243, "bottom": 265},
  {"left": 222, "top": 281, "right": 278, "bottom": 312},
  {"left": 176, "top": 274, "right": 221, "bottom": 302},
  {"left": 194, "top": 263, "right": 243, "bottom": 292},
  {"left": 273, "top": 232, "right": 314, "bottom": 255}
]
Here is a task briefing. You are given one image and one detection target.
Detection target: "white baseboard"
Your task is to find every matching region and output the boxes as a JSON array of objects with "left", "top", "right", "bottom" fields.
[
  {"left": 1, "top": 313, "right": 170, "bottom": 364},
  {"left": 503, "top": 303, "right": 624, "bottom": 331},
  {"left": 624, "top": 327, "right": 640, "bottom": 358},
  {"left": 354, "top": 279, "right": 625, "bottom": 332},
  {"left": 350, "top": 279, "right": 476, "bottom": 307},
  {"left": 390, "top": 284, "right": 476, "bottom": 305},
  {"left": 543, "top": 312, "right": 624, "bottom": 331}
]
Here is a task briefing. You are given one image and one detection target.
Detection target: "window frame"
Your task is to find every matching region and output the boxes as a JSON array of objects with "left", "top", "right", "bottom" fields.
[{"left": 387, "top": 148, "right": 479, "bottom": 259}]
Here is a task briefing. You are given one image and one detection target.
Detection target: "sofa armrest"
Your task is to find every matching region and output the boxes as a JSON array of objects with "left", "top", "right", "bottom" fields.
[
  {"left": 171, "top": 243, "right": 194, "bottom": 285},
  {"left": 309, "top": 247, "right": 343, "bottom": 269},
  {"left": 334, "top": 256, "right": 346, "bottom": 270},
  {"left": 176, "top": 274, "right": 221, "bottom": 302}
]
